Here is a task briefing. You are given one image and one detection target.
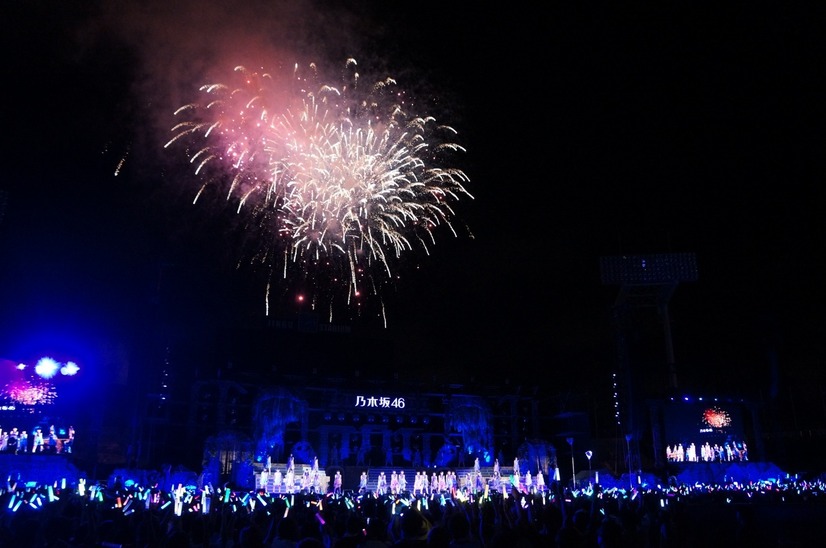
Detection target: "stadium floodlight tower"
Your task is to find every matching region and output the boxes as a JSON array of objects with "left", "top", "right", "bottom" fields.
[
  {"left": 600, "top": 253, "right": 698, "bottom": 391},
  {"left": 600, "top": 252, "right": 698, "bottom": 475}
]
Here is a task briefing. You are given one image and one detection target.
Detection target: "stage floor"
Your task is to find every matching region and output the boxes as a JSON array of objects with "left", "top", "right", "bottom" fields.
[
  {"left": 0, "top": 453, "right": 83, "bottom": 485},
  {"left": 667, "top": 460, "right": 788, "bottom": 485}
]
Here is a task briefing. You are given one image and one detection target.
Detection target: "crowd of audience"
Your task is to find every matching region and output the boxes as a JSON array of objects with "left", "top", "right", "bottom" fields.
[{"left": 1, "top": 469, "right": 825, "bottom": 547}]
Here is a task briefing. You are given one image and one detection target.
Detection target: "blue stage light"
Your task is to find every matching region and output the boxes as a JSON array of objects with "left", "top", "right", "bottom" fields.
[
  {"left": 35, "top": 357, "right": 60, "bottom": 379},
  {"left": 61, "top": 361, "right": 80, "bottom": 376}
]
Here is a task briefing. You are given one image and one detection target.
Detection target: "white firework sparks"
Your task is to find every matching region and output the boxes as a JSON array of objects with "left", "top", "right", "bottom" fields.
[{"left": 165, "top": 60, "right": 472, "bottom": 321}]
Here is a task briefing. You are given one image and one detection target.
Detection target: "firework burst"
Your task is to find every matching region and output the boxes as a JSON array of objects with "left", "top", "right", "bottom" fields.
[
  {"left": 165, "top": 59, "right": 472, "bottom": 323},
  {"left": 702, "top": 406, "right": 731, "bottom": 429},
  {"left": 4, "top": 379, "right": 57, "bottom": 409}
]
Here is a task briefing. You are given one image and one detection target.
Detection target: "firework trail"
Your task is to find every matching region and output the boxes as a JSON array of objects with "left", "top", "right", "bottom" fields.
[{"left": 165, "top": 59, "right": 472, "bottom": 323}]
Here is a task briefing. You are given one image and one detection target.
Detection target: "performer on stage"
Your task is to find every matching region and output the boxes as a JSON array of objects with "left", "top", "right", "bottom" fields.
[
  {"left": 311, "top": 469, "right": 321, "bottom": 493},
  {"left": 390, "top": 471, "right": 399, "bottom": 495},
  {"left": 301, "top": 469, "right": 311, "bottom": 493},
  {"left": 64, "top": 426, "right": 75, "bottom": 454},
  {"left": 47, "top": 429, "right": 58, "bottom": 454},
  {"left": 377, "top": 471, "right": 387, "bottom": 495},
  {"left": 32, "top": 428, "right": 44, "bottom": 453},
  {"left": 333, "top": 470, "right": 342, "bottom": 494},
  {"left": 284, "top": 467, "right": 295, "bottom": 493},
  {"left": 687, "top": 442, "right": 697, "bottom": 463},
  {"left": 536, "top": 470, "right": 546, "bottom": 492},
  {"left": 490, "top": 471, "right": 501, "bottom": 493},
  {"left": 17, "top": 431, "right": 28, "bottom": 454},
  {"left": 413, "top": 472, "right": 425, "bottom": 496},
  {"left": 274, "top": 468, "right": 283, "bottom": 492},
  {"left": 5, "top": 428, "right": 17, "bottom": 454},
  {"left": 359, "top": 471, "right": 368, "bottom": 493},
  {"left": 725, "top": 443, "right": 734, "bottom": 462},
  {"left": 398, "top": 470, "right": 407, "bottom": 493}
]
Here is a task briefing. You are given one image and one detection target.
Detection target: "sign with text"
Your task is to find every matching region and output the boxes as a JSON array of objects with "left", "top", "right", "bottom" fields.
[{"left": 354, "top": 395, "right": 406, "bottom": 409}]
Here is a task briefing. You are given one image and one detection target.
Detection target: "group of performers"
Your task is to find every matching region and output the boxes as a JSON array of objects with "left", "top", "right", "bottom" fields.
[
  {"left": 338, "top": 456, "right": 551, "bottom": 496},
  {"left": 258, "top": 454, "right": 330, "bottom": 494},
  {"left": 666, "top": 440, "right": 748, "bottom": 463},
  {"left": 359, "top": 458, "right": 549, "bottom": 496},
  {"left": 0, "top": 425, "right": 75, "bottom": 455},
  {"left": 256, "top": 454, "right": 553, "bottom": 496}
]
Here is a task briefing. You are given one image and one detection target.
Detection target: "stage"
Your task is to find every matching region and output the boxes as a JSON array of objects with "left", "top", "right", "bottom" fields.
[
  {"left": 0, "top": 453, "right": 84, "bottom": 486},
  {"left": 665, "top": 460, "right": 788, "bottom": 485}
]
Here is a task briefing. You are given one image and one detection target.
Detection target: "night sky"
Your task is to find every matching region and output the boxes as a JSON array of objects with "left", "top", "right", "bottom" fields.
[{"left": 1, "top": 1, "right": 825, "bottom": 405}]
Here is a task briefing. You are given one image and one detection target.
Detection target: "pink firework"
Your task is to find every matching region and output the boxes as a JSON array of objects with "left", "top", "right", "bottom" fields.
[
  {"left": 5, "top": 379, "right": 57, "bottom": 407},
  {"left": 165, "top": 59, "right": 472, "bottom": 322}
]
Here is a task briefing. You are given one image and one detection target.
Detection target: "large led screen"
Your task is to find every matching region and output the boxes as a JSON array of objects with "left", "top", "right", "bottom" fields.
[{"left": 662, "top": 398, "right": 752, "bottom": 463}]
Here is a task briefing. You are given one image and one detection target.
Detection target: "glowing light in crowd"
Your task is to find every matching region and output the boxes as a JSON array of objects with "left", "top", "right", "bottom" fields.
[{"left": 165, "top": 59, "right": 473, "bottom": 321}]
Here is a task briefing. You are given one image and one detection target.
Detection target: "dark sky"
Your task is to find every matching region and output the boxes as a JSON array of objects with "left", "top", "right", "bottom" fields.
[{"left": 1, "top": 1, "right": 825, "bottom": 399}]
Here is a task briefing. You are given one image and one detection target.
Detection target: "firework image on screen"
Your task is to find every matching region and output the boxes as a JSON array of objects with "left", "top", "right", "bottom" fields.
[
  {"left": 662, "top": 398, "right": 751, "bottom": 463},
  {"left": 0, "top": 357, "right": 79, "bottom": 415}
]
